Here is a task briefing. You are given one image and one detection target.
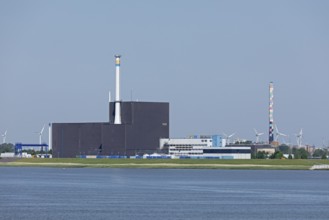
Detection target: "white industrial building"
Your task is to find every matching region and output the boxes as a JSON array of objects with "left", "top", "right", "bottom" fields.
[
  {"left": 0, "top": 152, "right": 32, "bottom": 158},
  {"left": 160, "top": 135, "right": 251, "bottom": 159}
]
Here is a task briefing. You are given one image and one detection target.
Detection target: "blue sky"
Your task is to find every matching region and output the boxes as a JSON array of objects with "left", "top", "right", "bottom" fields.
[{"left": 1, "top": 0, "right": 328, "bottom": 147}]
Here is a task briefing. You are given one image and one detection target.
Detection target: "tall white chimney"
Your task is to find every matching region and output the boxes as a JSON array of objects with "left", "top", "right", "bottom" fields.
[{"left": 114, "top": 55, "right": 122, "bottom": 124}]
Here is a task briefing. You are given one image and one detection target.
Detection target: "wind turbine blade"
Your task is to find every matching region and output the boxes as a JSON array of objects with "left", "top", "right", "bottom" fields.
[{"left": 40, "top": 125, "right": 45, "bottom": 134}]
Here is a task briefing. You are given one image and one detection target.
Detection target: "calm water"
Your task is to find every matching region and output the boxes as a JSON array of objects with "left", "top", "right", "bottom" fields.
[{"left": 0, "top": 168, "right": 328, "bottom": 220}]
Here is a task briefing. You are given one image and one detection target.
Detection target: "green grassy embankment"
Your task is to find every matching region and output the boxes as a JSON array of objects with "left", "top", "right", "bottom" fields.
[{"left": 1, "top": 158, "right": 329, "bottom": 170}]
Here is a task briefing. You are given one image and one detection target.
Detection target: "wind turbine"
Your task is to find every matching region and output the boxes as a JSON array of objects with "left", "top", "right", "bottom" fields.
[
  {"left": 274, "top": 125, "right": 288, "bottom": 143},
  {"left": 223, "top": 132, "right": 235, "bottom": 145},
  {"left": 295, "top": 129, "right": 303, "bottom": 147},
  {"left": 1, "top": 130, "right": 7, "bottom": 144},
  {"left": 36, "top": 125, "right": 45, "bottom": 145},
  {"left": 254, "top": 128, "right": 264, "bottom": 144}
]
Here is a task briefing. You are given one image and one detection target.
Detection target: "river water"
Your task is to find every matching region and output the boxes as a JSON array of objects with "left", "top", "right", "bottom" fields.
[{"left": 0, "top": 167, "right": 328, "bottom": 220}]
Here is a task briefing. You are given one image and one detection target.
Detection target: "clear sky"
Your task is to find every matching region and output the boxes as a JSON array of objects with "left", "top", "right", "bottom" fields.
[{"left": 1, "top": 0, "right": 328, "bottom": 147}]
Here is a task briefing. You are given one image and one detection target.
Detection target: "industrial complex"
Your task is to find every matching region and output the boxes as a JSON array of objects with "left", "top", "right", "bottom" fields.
[
  {"left": 4, "top": 57, "right": 289, "bottom": 160},
  {"left": 51, "top": 55, "right": 169, "bottom": 158},
  {"left": 48, "top": 55, "right": 253, "bottom": 159}
]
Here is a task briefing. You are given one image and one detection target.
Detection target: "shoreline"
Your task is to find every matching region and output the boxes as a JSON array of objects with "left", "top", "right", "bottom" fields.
[
  {"left": 1, "top": 158, "right": 329, "bottom": 170},
  {"left": 0, "top": 158, "right": 18, "bottom": 163}
]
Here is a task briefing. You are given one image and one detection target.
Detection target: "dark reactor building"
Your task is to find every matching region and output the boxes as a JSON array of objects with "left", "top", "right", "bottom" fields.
[{"left": 51, "top": 55, "right": 169, "bottom": 158}]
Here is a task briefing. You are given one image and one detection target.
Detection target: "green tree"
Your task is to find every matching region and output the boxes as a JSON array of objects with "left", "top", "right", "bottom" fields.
[
  {"left": 0, "top": 143, "right": 14, "bottom": 153},
  {"left": 256, "top": 151, "right": 268, "bottom": 159},
  {"left": 292, "top": 147, "right": 309, "bottom": 159},
  {"left": 292, "top": 147, "right": 300, "bottom": 159},
  {"left": 22, "top": 149, "right": 37, "bottom": 155},
  {"left": 278, "top": 145, "right": 290, "bottom": 154},
  {"left": 299, "top": 148, "right": 309, "bottom": 159},
  {"left": 270, "top": 151, "right": 283, "bottom": 159},
  {"left": 313, "top": 149, "right": 328, "bottom": 158}
]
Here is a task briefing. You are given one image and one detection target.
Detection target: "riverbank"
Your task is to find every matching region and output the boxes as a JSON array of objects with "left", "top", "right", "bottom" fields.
[
  {"left": 1, "top": 158, "right": 329, "bottom": 170},
  {"left": 0, "top": 158, "right": 18, "bottom": 163}
]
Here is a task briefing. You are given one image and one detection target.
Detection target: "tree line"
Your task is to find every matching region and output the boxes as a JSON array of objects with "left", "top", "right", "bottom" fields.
[
  {"left": 0, "top": 143, "right": 14, "bottom": 153},
  {"left": 254, "top": 145, "right": 328, "bottom": 159}
]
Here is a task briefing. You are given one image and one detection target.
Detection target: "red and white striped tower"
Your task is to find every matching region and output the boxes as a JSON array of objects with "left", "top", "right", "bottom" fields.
[{"left": 269, "top": 82, "right": 274, "bottom": 144}]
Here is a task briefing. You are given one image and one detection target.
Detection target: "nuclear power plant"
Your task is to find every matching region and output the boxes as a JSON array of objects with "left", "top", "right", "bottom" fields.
[{"left": 51, "top": 55, "right": 169, "bottom": 158}]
